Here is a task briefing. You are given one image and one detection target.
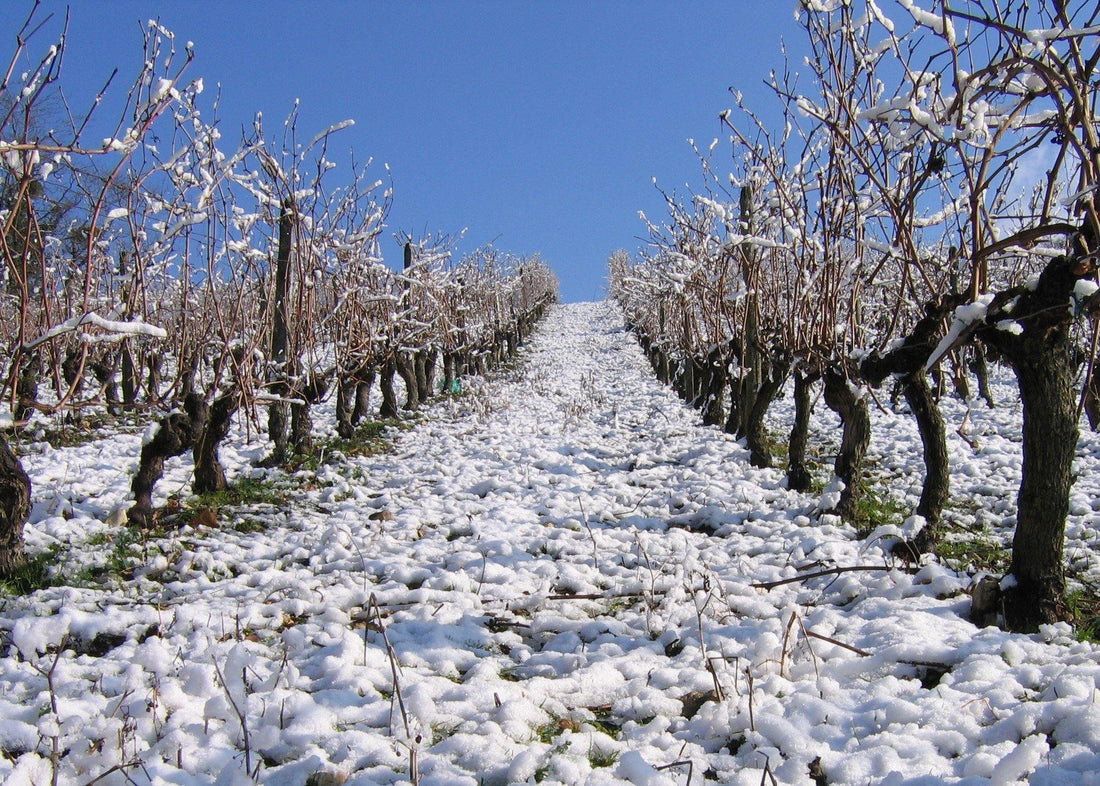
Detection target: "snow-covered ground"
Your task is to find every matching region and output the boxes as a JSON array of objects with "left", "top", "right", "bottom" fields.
[{"left": 2, "top": 302, "right": 1098, "bottom": 785}]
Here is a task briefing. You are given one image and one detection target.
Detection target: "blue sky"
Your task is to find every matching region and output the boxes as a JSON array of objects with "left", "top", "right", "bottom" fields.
[{"left": 16, "top": 1, "right": 807, "bottom": 302}]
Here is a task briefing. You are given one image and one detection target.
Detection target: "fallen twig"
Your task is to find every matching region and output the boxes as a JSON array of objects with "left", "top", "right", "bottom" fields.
[
  {"left": 545, "top": 591, "right": 648, "bottom": 601},
  {"left": 365, "top": 594, "right": 419, "bottom": 785},
  {"left": 655, "top": 758, "right": 694, "bottom": 784},
  {"left": 752, "top": 565, "right": 912, "bottom": 591},
  {"left": 211, "top": 659, "right": 253, "bottom": 780},
  {"left": 803, "top": 630, "right": 871, "bottom": 657}
]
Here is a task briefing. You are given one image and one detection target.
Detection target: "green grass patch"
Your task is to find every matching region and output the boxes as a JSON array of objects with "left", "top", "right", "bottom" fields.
[
  {"left": 809, "top": 473, "right": 830, "bottom": 497},
  {"left": 68, "top": 479, "right": 284, "bottom": 586},
  {"left": 587, "top": 709, "right": 623, "bottom": 740},
  {"left": 289, "top": 419, "right": 400, "bottom": 473},
  {"left": 0, "top": 544, "right": 65, "bottom": 595},
  {"left": 537, "top": 716, "right": 580, "bottom": 745},
  {"left": 853, "top": 484, "right": 909, "bottom": 536},
  {"left": 171, "top": 476, "right": 288, "bottom": 531},
  {"left": 761, "top": 428, "right": 789, "bottom": 463},
  {"left": 936, "top": 531, "right": 1010, "bottom": 574},
  {"left": 72, "top": 527, "right": 143, "bottom": 586},
  {"left": 230, "top": 517, "right": 268, "bottom": 534},
  {"left": 192, "top": 476, "right": 286, "bottom": 510},
  {"left": 1066, "top": 586, "right": 1100, "bottom": 643},
  {"left": 588, "top": 746, "right": 619, "bottom": 769}
]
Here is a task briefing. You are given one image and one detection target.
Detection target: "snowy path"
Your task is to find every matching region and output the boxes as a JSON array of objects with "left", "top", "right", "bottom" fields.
[{"left": 2, "top": 302, "right": 1099, "bottom": 785}]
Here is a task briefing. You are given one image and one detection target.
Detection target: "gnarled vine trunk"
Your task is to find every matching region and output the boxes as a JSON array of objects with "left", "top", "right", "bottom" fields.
[
  {"left": 0, "top": 434, "right": 31, "bottom": 578},
  {"left": 971, "top": 346, "right": 995, "bottom": 409},
  {"left": 903, "top": 373, "right": 949, "bottom": 550},
  {"left": 398, "top": 354, "right": 419, "bottom": 411},
  {"left": 701, "top": 349, "right": 727, "bottom": 427},
  {"left": 1001, "top": 346, "right": 1075, "bottom": 630},
  {"left": 740, "top": 358, "right": 789, "bottom": 469},
  {"left": 130, "top": 393, "right": 207, "bottom": 527},
  {"left": 336, "top": 379, "right": 357, "bottom": 438},
  {"left": 351, "top": 368, "right": 375, "bottom": 425},
  {"left": 860, "top": 297, "right": 962, "bottom": 550},
  {"left": 787, "top": 370, "right": 816, "bottom": 492},
  {"left": 379, "top": 360, "right": 399, "bottom": 419},
  {"left": 975, "top": 254, "right": 1089, "bottom": 631},
  {"left": 193, "top": 390, "right": 240, "bottom": 494},
  {"left": 822, "top": 368, "right": 870, "bottom": 521}
]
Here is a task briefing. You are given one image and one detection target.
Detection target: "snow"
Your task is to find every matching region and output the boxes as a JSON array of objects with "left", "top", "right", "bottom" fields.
[
  {"left": 2, "top": 302, "right": 1099, "bottom": 785},
  {"left": 22, "top": 312, "right": 169, "bottom": 351},
  {"left": 153, "top": 78, "right": 177, "bottom": 103},
  {"left": 924, "top": 294, "right": 994, "bottom": 371},
  {"left": 1074, "top": 279, "right": 1098, "bottom": 300},
  {"left": 898, "top": 0, "right": 956, "bottom": 43}
]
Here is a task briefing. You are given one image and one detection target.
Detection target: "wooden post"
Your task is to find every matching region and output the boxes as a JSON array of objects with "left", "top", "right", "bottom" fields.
[{"left": 265, "top": 199, "right": 293, "bottom": 465}]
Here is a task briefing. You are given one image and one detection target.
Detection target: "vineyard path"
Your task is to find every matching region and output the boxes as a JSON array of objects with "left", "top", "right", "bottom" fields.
[{"left": 5, "top": 301, "right": 1100, "bottom": 785}]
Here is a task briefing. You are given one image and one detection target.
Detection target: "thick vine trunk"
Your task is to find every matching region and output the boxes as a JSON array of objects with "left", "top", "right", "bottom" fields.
[
  {"left": 15, "top": 355, "right": 38, "bottom": 425},
  {"left": 178, "top": 353, "right": 199, "bottom": 400},
  {"left": 903, "top": 373, "right": 949, "bottom": 550},
  {"left": 741, "top": 360, "right": 789, "bottom": 469},
  {"left": 62, "top": 348, "right": 83, "bottom": 402},
  {"left": 701, "top": 352, "right": 726, "bottom": 427},
  {"left": 193, "top": 391, "right": 239, "bottom": 494},
  {"left": 442, "top": 353, "right": 456, "bottom": 394},
  {"left": 725, "top": 375, "right": 741, "bottom": 435},
  {"left": 398, "top": 354, "right": 419, "bottom": 411},
  {"left": 859, "top": 293, "right": 970, "bottom": 544},
  {"left": 950, "top": 353, "right": 971, "bottom": 400},
  {"left": 0, "top": 433, "right": 31, "bottom": 578},
  {"left": 654, "top": 348, "right": 670, "bottom": 385},
  {"left": 146, "top": 353, "right": 162, "bottom": 402},
  {"left": 1002, "top": 344, "right": 1075, "bottom": 631},
  {"left": 351, "top": 369, "right": 375, "bottom": 425},
  {"left": 291, "top": 402, "right": 312, "bottom": 455},
  {"left": 92, "top": 353, "right": 122, "bottom": 416},
  {"left": 787, "top": 370, "right": 815, "bottom": 492},
  {"left": 336, "top": 379, "right": 356, "bottom": 439},
  {"left": 691, "top": 358, "right": 707, "bottom": 409},
  {"left": 424, "top": 351, "right": 437, "bottom": 397},
  {"left": 673, "top": 359, "right": 689, "bottom": 403},
  {"left": 130, "top": 394, "right": 206, "bottom": 527},
  {"left": 291, "top": 374, "right": 327, "bottom": 456},
  {"left": 822, "top": 369, "right": 871, "bottom": 521},
  {"left": 415, "top": 351, "right": 432, "bottom": 403},
  {"left": 265, "top": 402, "right": 289, "bottom": 467},
  {"left": 930, "top": 367, "right": 944, "bottom": 402},
  {"left": 738, "top": 186, "right": 762, "bottom": 439},
  {"left": 975, "top": 254, "right": 1087, "bottom": 631},
  {"left": 379, "top": 360, "right": 399, "bottom": 419}
]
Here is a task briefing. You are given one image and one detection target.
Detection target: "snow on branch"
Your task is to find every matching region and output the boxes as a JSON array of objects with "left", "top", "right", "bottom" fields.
[
  {"left": 22, "top": 313, "right": 168, "bottom": 351},
  {"left": 922, "top": 294, "right": 994, "bottom": 372}
]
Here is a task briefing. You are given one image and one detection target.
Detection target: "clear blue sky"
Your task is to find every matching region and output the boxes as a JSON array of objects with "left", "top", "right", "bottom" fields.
[{"left": 12, "top": 1, "right": 806, "bottom": 302}]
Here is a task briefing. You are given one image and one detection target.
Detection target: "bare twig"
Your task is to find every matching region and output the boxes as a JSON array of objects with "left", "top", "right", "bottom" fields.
[
  {"left": 752, "top": 565, "right": 910, "bottom": 591},
  {"left": 365, "top": 593, "right": 420, "bottom": 785},
  {"left": 211, "top": 659, "right": 254, "bottom": 780}
]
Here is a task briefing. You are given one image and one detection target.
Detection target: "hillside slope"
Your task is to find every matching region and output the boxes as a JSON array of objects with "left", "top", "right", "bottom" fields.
[{"left": 2, "top": 302, "right": 1098, "bottom": 785}]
